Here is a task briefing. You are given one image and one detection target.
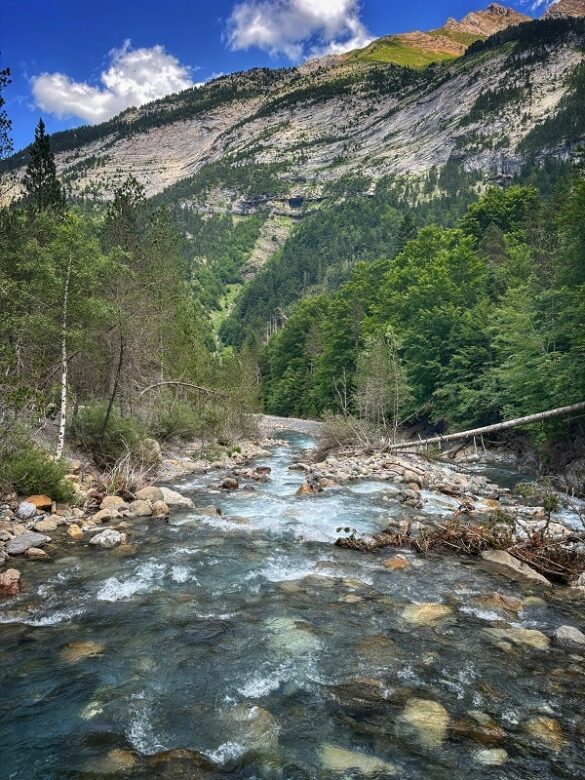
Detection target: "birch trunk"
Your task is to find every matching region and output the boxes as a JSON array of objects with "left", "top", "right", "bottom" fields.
[
  {"left": 55, "top": 252, "right": 72, "bottom": 460},
  {"left": 385, "top": 401, "right": 585, "bottom": 452}
]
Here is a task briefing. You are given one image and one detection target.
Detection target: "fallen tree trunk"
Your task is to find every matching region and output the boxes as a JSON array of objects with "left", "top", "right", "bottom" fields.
[
  {"left": 385, "top": 401, "right": 585, "bottom": 452},
  {"left": 139, "top": 380, "right": 225, "bottom": 398}
]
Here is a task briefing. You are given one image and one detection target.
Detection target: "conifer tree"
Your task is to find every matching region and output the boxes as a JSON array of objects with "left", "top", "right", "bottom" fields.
[{"left": 22, "top": 118, "right": 65, "bottom": 212}]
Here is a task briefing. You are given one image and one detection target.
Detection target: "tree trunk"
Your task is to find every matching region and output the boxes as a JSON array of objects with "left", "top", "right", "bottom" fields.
[
  {"left": 55, "top": 252, "right": 72, "bottom": 460},
  {"left": 385, "top": 401, "right": 585, "bottom": 452}
]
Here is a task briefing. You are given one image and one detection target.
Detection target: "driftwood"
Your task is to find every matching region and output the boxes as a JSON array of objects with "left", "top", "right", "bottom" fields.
[
  {"left": 385, "top": 401, "right": 585, "bottom": 452},
  {"left": 139, "top": 381, "right": 225, "bottom": 398}
]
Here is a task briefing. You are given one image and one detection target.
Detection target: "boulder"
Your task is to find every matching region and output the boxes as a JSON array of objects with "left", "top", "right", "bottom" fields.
[
  {"left": 100, "top": 495, "right": 128, "bottom": 510},
  {"left": 320, "top": 744, "right": 395, "bottom": 775},
  {"left": 295, "top": 483, "right": 315, "bottom": 497},
  {"left": 221, "top": 477, "right": 239, "bottom": 490},
  {"left": 383, "top": 556, "right": 409, "bottom": 571},
  {"left": 135, "top": 437, "right": 162, "bottom": 466},
  {"left": 16, "top": 502, "right": 36, "bottom": 520},
  {"left": 135, "top": 486, "right": 164, "bottom": 502},
  {"left": 25, "top": 547, "right": 50, "bottom": 560},
  {"left": 129, "top": 500, "right": 153, "bottom": 517},
  {"left": 524, "top": 716, "right": 564, "bottom": 751},
  {"left": 480, "top": 549, "right": 551, "bottom": 586},
  {"left": 6, "top": 532, "right": 51, "bottom": 555},
  {"left": 89, "top": 529, "right": 124, "bottom": 549},
  {"left": 160, "top": 487, "right": 194, "bottom": 508},
  {"left": 0, "top": 568, "right": 21, "bottom": 596},
  {"left": 67, "top": 523, "right": 85, "bottom": 540},
  {"left": 91, "top": 508, "right": 122, "bottom": 523},
  {"left": 197, "top": 505, "right": 222, "bottom": 516},
  {"left": 60, "top": 640, "right": 105, "bottom": 662},
  {"left": 398, "top": 698, "right": 450, "bottom": 747},
  {"left": 151, "top": 500, "right": 170, "bottom": 518},
  {"left": 485, "top": 626, "right": 550, "bottom": 650},
  {"left": 552, "top": 625, "right": 585, "bottom": 652},
  {"left": 34, "top": 518, "right": 59, "bottom": 533},
  {"left": 25, "top": 494, "right": 53, "bottom": 510},
  {"left": 474, "top": 749, "right": 508, "bottom": 766}
]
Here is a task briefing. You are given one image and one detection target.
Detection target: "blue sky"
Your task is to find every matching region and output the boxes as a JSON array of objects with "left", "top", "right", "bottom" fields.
[{"left": 1, "top": 0, "right": 550, "bottom": 151}]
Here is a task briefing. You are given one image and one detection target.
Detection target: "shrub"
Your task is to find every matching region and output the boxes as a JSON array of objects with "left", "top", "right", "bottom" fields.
[
  {"left": 69, "top": 402, "right": 145, "bottom": 467},
  {"left": 149, "top": 400, "right": 201, "bottom": 442},
  {"left": 1, "top": 443, "right": 75, "bottom": 502}
]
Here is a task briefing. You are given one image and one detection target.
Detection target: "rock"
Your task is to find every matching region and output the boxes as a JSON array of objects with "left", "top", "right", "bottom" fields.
[
  {"left": 480, "top": 549, "right": 551, "bottom": 586},
  {"left": 0, "top": 569, "right": 21, "bottom": 596},
  {"left": 152, "top": 500, "right": 170, "bottom": 517},
  {"left": 295, "top": 483, "right": 315, "bottom": 496},
  {"left": 552, "top": 625, "right": 585, "bottom": 652},
  {"left": 402, "top": 603, "right": 453, "bottom": 625},
  {"left": 67, "top": 523, "right": 84, "bottom": 540},
  {"left": 319, "top": 477, "right": 338, "bottom": 489},
  {"left": 524, "top": 716, "right": 564, "bottom": 751},
  {"left": 100, "top": 495, "right": 128, "bottom": 510},
  {"left": 6, "top": 532, "right": 51, "bottom": 555},
  {"left": 25, "top": 494, "right": 53, "bottom": 510},
  {"left": 398, "top": 698, "right": 450, "bottom": 747},
  {"left": 485, "top": 627, "right": 550, "bottom": 650},
  {"left": 475, "top": 592, "right": 523, "bottom": 615},
  {"left": 91, "top": 508, "right": 122, "bottom": 523},
  {"left": 135, "top": 437, "right": 162, "bottom": 466},
  {"left": 197, "top": 505, "right": 222, "bottom": 516},
  {"left": 355, "top": 635, "right": 398, "bottom": 663},
  {"left": 474, "top": 749, "right": 508, "bottom": 766},
  {"left": 10, "top": 523, "right": 29, "bottom": 536},
  {"left": 89, "top": 529, "right": 124, "bottom": 548},
  {"left": 221, "top": 477, "right": 239, "bottom": 490},
  {"left": 160, "top": 487, "right": 194, "bottom": 508},
  {"left": 25, "top": 547, "right": 50, "bottom": 560},
  {"left": 383, "top": 555, "right": 409, "bottom": 571},
  {"left": 60, "top": 640, "right": 105, "bottom": 662},
  {"left": 320, "top": 744, "right": 396, "bottom": 775},
  {"left": 34, "top": 518, "right": 59, "bottom": 532},
  {"left": 135, "top": 486, "right": 164, "bottom": 502},
  {"left": 574, "top": 572, "right": 585, "bottom": 587},
  {"left": 129, "top": 499, "right": 153, "bottom": 517},
  {"left": 15, "top": 501, "right": 36, "bottom": 520},
  {"left": 226, "top": 704, "right": 280, "bottom": 756}
]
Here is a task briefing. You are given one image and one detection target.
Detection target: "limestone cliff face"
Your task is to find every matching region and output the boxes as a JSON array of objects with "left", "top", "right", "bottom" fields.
[
  {"left": 3, "top": 15, "right": 584, "bottom": 213},
  {"left": 444, "top": 3, "right": 530, "bottom": 37},
  {"left": 544, "top": 0, "right": 585, "bottom": 19}
]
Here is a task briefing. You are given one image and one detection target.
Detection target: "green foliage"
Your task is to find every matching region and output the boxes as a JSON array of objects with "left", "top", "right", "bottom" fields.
[
  {"left": 69, "top": 403, "right": 146, "bottom": 467},
  {"left": 149, "top": 399, "right": 202, "bottom": 442},
  {"left": 22, "top": 118, "right": 65, "bottom": 212},
  {"left": 0, "top": 440, "right": 75, "bottom": 502}
]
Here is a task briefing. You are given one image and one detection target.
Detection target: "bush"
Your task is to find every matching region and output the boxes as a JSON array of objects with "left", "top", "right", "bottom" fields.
[
  {"left": 69, "top": 402, "right": 146, "bottom": 467},
  {"left": 149, "top": 400, "right": 202, "bottom": 442},
  {"left": 1, "top": 443, "right": 75, "bottom": 502}
]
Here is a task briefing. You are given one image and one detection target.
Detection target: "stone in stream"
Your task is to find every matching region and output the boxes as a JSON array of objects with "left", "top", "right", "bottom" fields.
[
  {"left": 60, "top": 640, "right": 105, "bottom": 662},
  {"left": 473, "top": 748, "right": 508, "bottom": 766},
  {"left": 397, "top": 698, "right": 450, "bottom": 747},
  {"left": 382, "top": 555, "right": 409, "bottom": 571},
  {"left": 100, "top": 495, "right": 128, "bottom": 510},
  {"left": 91, "top": 508, "right": 122, "bottom": 523},
  {"left": 0, "top": 569, "right": 21, "bottom": 596},
  {"left": 485, "top": 626, "right": 550, "bottom": 650},
  {"left": 25, "top": 494, "right": 53, "bottom": 510},
  {"left": 67, "top": 523, "right": 84, "bottom": 539},
  {"left": 480, "top": 549, "right": 551, "bottom": 586},
  {"left": 24, "top": 547, "right": 50, "bottom": 560},
  {"left": 15, "top": 501, "right": 36, "bottom": 520},
  {"left": 5, "top": 532, "right": 50, "bottom": 555},
  {"left": 552, "top": 625, "right": 585, "bottom": 652},
  {"left": 160, "top": 487, "right": 194, "bottom": 508},
  {"left": 221, "top": 477, "right": 239, "bottom": 490},
  {"left": 34, "top": 518, "right": 59, "bottom": 532},
  {"left": 402, "top": 603, "right": 453, "bottom": 625},
  {"left": 523, "top": 716, "right": 565, "bottom": 751},
  {"left": 225, "top": 704, "right": 280, "bottom": 756},
  {"left": 89, "top": 529, "right": 124, "bottom": 548},
  {"left": 197, "top": 505, "right": 222, "bottom": 516},
  {"left": 320, "top": 744, "right": 396, "bottom": 775},
  {"left": 129, "top": 499, "right": 153, "bottom": 517},
  {"left": 152, "top": 500, "right": 170, "bottom": 517}
]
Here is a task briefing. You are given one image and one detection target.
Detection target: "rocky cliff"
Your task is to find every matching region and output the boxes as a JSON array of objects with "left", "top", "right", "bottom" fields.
[{"left": 544, "top": 0, "right": 585, "bottom": 19}]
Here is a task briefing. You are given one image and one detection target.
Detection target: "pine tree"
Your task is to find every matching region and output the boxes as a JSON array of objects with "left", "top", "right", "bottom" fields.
[{"left": 22, "top": 118, "right": 65, "bottom": 213}]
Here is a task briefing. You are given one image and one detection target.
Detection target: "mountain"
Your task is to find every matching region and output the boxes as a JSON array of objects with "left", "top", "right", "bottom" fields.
[
  {"left": 3, "top": 10, "right": 585, "bottom": 225},
  {"left": 544, "top": 0, "right": 585, "bottom": 18}
]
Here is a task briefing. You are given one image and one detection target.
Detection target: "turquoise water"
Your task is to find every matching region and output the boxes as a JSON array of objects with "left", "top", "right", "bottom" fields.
[{"left": 1, "top": 432, "right": 584, "bottom": 779}]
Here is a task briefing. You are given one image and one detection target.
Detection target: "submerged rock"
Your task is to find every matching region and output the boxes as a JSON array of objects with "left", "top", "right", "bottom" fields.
[
  {"left": 480, "top": 549, "right": 551, "bottom": 586},
  {"left": 67, "top": 523, "right": 84, "bottom": 539},
  {"left": 382, "top": 555, "right": 409, "bottom": 571},
  {"left": 320, "top": 744, "right": 395, "bottom": 775},
  {"left": 225, "top": 704, "right": 280, "bottom": 757},
  {"left": 485, "top": 626, "right": 550, "bottom": 650},
  {"left": 6, "top": 531, "right": 50, "bottom": 555},
  {"left": 60, "top": 640, "right": 105, "bottom": 662},
  {"left": 24, "top": 547, "right": 50, "bottom": 560},
  {"left": 397, "top": 698, "right": 450, "bottom": 747},
  {"left": 474, "top": 748, "right": 508, "bottom": 766},
  {"left": 552, "top": 625, "right": 585, "bottom": 653},
  {"left": 524, "top": 716, "right": 565, "bottom": 751},
  {"left": 0, "top": 568, "right": 21, "bottom": 596},
  {"left": 402, "top": 603, "right": 453, "bottom": 625}
]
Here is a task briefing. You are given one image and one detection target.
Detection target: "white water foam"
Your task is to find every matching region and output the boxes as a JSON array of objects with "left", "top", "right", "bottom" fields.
[{"left": 96, "top": 561, "right": 165, "bottom": 602}]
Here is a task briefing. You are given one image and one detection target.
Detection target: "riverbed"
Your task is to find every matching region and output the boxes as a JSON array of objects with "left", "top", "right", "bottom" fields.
[{"left": 1, "top": 432, "right": 584, "bottom": 779}]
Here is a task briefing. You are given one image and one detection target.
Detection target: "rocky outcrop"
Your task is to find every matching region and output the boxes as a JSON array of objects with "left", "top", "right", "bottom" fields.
[
  {"left": 544, "top": 0, "right": 585, "bottom": 19},
  {"left": 445, "top": 4, "right": 530, "bottom": 37}
]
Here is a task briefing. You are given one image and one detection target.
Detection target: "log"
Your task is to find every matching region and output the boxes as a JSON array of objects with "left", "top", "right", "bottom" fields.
[
  {"left": 139, "top": 380, "right": 225, "bottom": 398},
  {"left": 386, "top": 401, "right": 585, "bottom": 452}
]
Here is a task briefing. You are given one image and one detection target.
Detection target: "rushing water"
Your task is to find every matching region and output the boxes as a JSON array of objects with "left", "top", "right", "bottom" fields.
[{"left": 1, "top": 432, "right": 585, "bottom": 779}]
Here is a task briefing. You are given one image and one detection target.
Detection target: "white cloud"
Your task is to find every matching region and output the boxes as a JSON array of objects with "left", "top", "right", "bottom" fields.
[
  {"left": 226, "top": 0, "right": 372, "bottom": 61},
  {"left": 31, "top": 41, "right": 196, "bottom": 125}
]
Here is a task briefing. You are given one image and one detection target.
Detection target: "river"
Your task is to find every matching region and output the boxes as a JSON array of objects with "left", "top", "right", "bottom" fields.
[{"left": 1, "top": 431, "right": 584, "bottom": 779}]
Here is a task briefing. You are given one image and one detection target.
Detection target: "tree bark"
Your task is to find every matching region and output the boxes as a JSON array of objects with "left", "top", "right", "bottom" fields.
[
  {"left": 55, "top": 252, "right": 72, "bottom": 460},
  {"left": 385, "top": 401, "right": 585, "bottom": 452}
]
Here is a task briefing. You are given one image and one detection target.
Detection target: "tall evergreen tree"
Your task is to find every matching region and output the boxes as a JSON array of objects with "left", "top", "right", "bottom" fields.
[
  {"left": 22, "top": 118, "right": 65, "bottom": 213},
  {"left": 0, "top": 57, "right": 13, "bottom": 197}
]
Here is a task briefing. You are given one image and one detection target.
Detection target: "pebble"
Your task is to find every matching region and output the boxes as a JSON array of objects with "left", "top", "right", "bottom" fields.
[
  {"left": 474, "top": 748, "right": 508, "bottom": 766},
  {"left": 552, "top": 625, "right": 585, "bottom": 653}
]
